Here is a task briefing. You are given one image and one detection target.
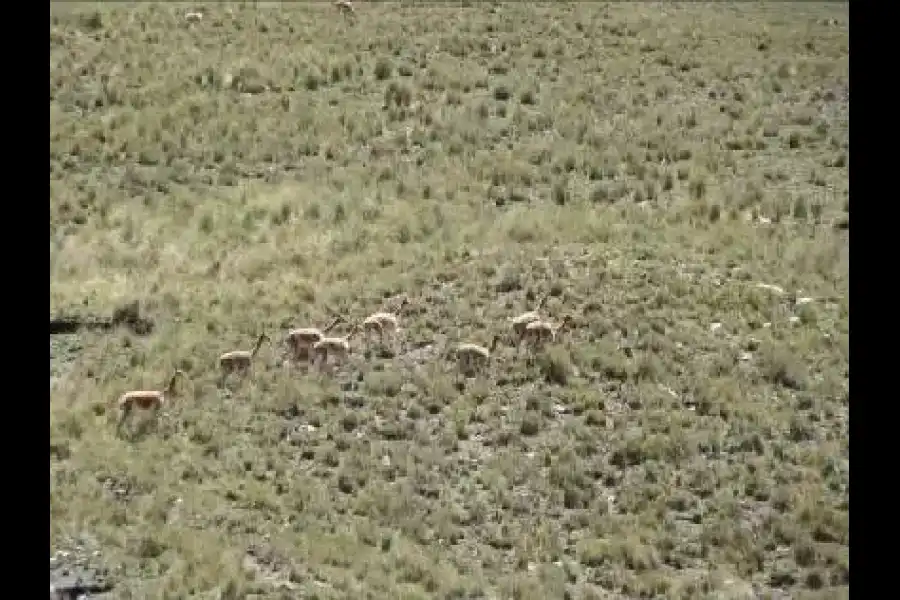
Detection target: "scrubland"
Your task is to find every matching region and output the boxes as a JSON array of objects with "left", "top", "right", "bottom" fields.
[{"left": 50, "top": 3, "right": 849, "bottom": 598}]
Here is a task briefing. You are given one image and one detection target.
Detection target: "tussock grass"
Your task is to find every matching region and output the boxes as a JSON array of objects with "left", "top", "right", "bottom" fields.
[{"left": 51, "top": 2, "right": 849, "bottom": 597}]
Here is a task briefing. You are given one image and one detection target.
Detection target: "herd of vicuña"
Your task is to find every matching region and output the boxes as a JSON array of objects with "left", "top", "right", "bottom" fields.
[{"left": 115, "top": 294, "right": 575, "bottom": 431}]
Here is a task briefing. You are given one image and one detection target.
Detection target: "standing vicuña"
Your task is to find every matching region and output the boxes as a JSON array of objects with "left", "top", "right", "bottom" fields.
[
  {"left": 451, "top": 335, "right": 502, "bottom": 377},
  {"left": 117, "top": 369, "right": 189, "bottom": 433},
  {"left": 219, "top": 333, "right": 269, "bottom": 383},
  {"left": 509, "top": 293, "right": 550, "bottom": 347},
  {"left": 285, "top": 316, "right": 343, "bottom": 362},
  {"left": 523, "top": 315, "right": 574, "bottom": 349},
  {"left": 362, "top": 296, "right": 410, "bottom": 347},
  {"left": 312, "top": 324, "right": 360, "bottom": 371}
]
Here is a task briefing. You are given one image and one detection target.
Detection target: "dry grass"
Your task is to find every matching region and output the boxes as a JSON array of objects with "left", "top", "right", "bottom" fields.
[{"left": 50, "top": 2, "right": 849, "bottom": 598}]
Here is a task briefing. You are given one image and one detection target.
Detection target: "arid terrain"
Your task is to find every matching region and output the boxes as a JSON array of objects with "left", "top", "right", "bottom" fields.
[{"left": 50, "top": 2, "right": 849, "bottom": 598}]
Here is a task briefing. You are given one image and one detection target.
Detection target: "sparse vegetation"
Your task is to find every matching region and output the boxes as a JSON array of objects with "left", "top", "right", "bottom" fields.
[{"left": 50, "top": 2, "right": 849, "bottom": 598}]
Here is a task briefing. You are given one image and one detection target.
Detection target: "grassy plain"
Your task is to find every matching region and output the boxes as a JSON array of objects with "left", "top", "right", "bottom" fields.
[{"left": 50, "top": 2, "right": 849, "bottom": 598}]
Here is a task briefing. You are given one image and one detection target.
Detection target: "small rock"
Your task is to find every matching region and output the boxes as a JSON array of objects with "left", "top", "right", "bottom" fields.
[
  {"left": 658, "top": 384, "right": 678, "bottom": 399},
  {"left": 709, "top": 322, "right": 723, "bottom": 333},
  {"left": 606, "top": 494, "right": 617, "bottom": 513},
  {"left": 721, "top": 577, "right": 755, "bottom": 599},
  {"left": 755, "top": 283, "right": 785, "bottom": 295},
  {"left": 49, "top": 570, "right": 112, "bottom": 600}
]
